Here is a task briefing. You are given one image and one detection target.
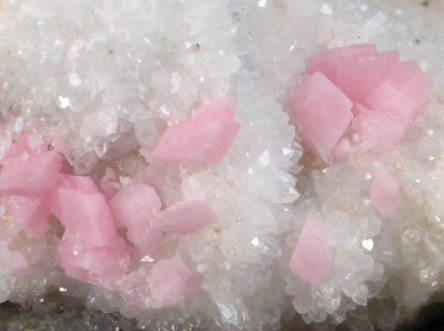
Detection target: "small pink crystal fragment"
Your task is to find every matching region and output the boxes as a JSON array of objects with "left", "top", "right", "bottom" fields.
[
  {"left": 351, "top": 110, "right": 406, "bottom": 153},
  {"left": 49, "top": 174, "right": 119, "bottom": 247},
  {"left": 292, "top": 72, "right": 353, "bottom": 159},
  {"left": 154, "top": 201, "right": 217, "bottom": 235},
  {"left": 152, "top": 98, "right": 240, "bottom": 166},
  {"left": 0, "top": 139, "right": 64, "bottom": 195},
  {"left": 4, "top": 194, "right": 50, "bottom": 238},
  {"left": 330, "top": 138, "right": 351, "bottom": 160},
  {"left": 370, "top": 166, "right": 400, "bottom": 218},
  {"left": 290, "top": 215, "right": 333, "bottom": 286},
  {"left": 148, "top": 256, "right": 200, "bottom": 309},
  {"left": 110, "top": 184, "right": 164, "bottom": 255}
]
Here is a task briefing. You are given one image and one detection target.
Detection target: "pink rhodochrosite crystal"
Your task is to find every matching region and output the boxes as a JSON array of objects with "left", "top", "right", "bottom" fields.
[
  {"left": 3, "top": 194, "right": 50, "bottom": 238},
  {"left": 370, "top": 166, "right": 400, "bottom": 218},
  {"left": 305, "top": 44, "right": 378, "bottom": 86},
  {"left": 292, "top": 72, "right": 353, "bottom": 160},
  {"left": 117, "top": 256, "right": 200, "bottom": 309},
  {"left": 362, "top": 60, "right": 432, "bottom": 126},
  {"left": 109, "top": 183, "right": 164, "bottom": 256},
  {"left": 0, "top": 134, "right": 63, "bottom": 238},
  {"left": 49, "top": 174, "right": 121, "bottom": 247},
  {"left": 290, "top": 215, "right": 333, "bottom": 286},
  {"left": 154, "top": 200, "right": 217, "bottom": 235},
  {"left": 0, "top": 134, "right": 64, "bottom": 195},
  {"left": 351, "top": 110, "right": 406, "bottom": 153},
  {"left": 147, "top": 256, "right": 201, "bottom": 309},
  {"left": 51, "top": 175, "right": 131, "bottom": 289},
  {"left": 152, "top": 98, "right": 240, "bottom": 166},
  {"left": 58, "top": 232, "right": 130, "bottom": 290}
]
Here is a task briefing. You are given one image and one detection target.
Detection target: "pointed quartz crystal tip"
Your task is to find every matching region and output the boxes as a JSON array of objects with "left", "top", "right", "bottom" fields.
[
  {"left": 290, "top": 214, "right": 333, "bottom": 286},
  {"left": 370, "top": 166, "right": 400, "bottom": 218},
  {"left": 152, "top": 97, "right": 240, "bottom": 166},
  {"left": 292, "top": 72, "right": 353, "bottom": 162}
]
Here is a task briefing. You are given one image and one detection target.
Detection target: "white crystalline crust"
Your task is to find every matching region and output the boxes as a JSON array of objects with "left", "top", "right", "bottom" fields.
[{"left": 0, "top": 0, "right": 441, "bottom": 330}]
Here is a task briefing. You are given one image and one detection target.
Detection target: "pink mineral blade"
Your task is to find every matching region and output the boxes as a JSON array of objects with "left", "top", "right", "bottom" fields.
[
  {"left": 290, "top": 215, "right": 333, "bottom": 286},
  {"left": 154, "top": 200, "right": 217, "bottom": 235},
  {"left": 370, "top": 166, "right": 400, "bottom": 218},
  {"left": 152, "top": 98, "right": 240, "bottom": 166},
  {"left": 110, "top": 183, "right": 164, "bottom": 256}
]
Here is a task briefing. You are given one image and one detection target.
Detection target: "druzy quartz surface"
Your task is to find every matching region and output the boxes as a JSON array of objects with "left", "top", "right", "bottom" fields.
[{"left": 0, "top": 0, "right": 443, "bottom": 330}]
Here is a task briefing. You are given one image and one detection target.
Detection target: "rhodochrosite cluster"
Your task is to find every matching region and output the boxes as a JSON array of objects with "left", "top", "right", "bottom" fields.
[
  {"left": 0, "top": 98, "right": 239, "bottom": 310},
  {"left": 293, "top": 44, "right": 431, "bottom": 162},
  {"left": 285, "top": 43, "right": 432, "bottom": 324}
]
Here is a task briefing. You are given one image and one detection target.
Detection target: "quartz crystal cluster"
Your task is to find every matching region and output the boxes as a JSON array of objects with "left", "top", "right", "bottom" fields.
[{"left": 0, "top": 0, "right": 443, "bottom": 330}]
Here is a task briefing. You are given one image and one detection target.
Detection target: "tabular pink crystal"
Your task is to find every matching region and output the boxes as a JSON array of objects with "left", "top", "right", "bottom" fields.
[
  {"left": 362, "top": 60, "right": 432, "bottom": 126},
  {"left": 154, "top": 201, "right": 217, "bottom": 235},
  {"left": 290, "top": 215, "right": 333, "bottom": 286},
  {"left": 58, "top": 232, "right": 130, "bottom": 290},
  {"left": 0, "top": 137, "right": 64, "bottom": 195},
  {"left": 305, "top": 44, "right": 377, "bottom": 84},
  {"left": 336, "top": 51, "right": 399, "bottom": 102},
  {"left": 152, "top": 98, "right": 240, "bottom": 166},
  {"left": 351, "top": 110, "right": 406, "bottom": 153},
  {"left": 148, "top": 256, "right": 201, "bottom": 309},
  {"left": 370, "top": 166, "right": 400, "bottom": 218},
  {"left": 4, "top": 194, "right": 50, "bottom": 238},
  {"left": 292, "top": 72, "right": 353, "bottom": 160},
  {"left": 306, "top": 44, "right": 399, "bottom": 103},
  {"left": 110, "top": 183, "right": 164, "bottom": 256},
  {"left": 49, "top": 174, "right": 120, "bottom": 247}
]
